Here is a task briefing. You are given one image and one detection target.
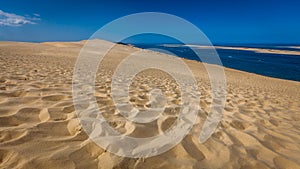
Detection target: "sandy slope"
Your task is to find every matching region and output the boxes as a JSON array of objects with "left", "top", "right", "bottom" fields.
[{"left": 0, "top": 41, "right": 299, "bottom": 169}]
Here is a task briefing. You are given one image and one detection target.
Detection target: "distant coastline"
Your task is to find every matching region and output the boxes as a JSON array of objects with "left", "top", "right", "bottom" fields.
[{"left": 129, "top": 43, "right": 300, "bottom": 82}]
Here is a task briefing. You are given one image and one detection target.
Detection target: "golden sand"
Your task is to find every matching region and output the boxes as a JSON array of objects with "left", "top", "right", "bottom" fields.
[{"left": 0, "top": 41, "right": 299, "bottom": 169}]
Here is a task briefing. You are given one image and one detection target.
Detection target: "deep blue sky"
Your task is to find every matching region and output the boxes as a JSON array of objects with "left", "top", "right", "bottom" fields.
[{"left": 0, "top": 0, "right": 300, "bottom": 44}]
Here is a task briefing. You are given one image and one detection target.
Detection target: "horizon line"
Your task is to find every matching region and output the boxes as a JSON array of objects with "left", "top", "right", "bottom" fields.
[{"left": 1, "top": 39, "right": 300, "bottom": 46}]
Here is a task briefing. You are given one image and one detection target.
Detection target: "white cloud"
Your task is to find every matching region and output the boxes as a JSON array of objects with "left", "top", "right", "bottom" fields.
[{"left": 0, "top": 10, "right": 40, "bottom": 26}]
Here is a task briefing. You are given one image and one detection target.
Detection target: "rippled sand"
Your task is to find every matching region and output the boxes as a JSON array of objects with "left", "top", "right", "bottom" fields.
[{"left": 0, "top": 41, "right": 299, "bottom": 169}]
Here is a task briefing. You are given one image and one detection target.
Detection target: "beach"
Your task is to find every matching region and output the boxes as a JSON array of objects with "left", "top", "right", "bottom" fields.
[{"left": 0, "top": 41, "right": 299, "bottom": 169}]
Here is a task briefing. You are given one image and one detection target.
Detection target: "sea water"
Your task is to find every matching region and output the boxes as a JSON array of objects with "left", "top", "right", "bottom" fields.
[{"left": 133, "top": 44, "right": 300, "bottom": 82}]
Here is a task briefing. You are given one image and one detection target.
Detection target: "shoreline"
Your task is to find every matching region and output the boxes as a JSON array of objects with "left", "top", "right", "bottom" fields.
[{"left": 1, "top": 40, "right": 300, "bottom": 83}]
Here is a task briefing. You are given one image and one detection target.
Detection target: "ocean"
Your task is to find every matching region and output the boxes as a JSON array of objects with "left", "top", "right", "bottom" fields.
[{"left": 132, "top": 44, "right": 300, "bottom": 82}]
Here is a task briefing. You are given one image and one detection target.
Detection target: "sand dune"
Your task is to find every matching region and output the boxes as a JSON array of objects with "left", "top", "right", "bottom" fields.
[{"left": 0, "top": 41, "right": 299, "bottom": 169}]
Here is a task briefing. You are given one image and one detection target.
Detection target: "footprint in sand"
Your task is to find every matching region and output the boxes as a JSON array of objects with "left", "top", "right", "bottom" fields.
[
  {"left": 230, "top": 119, "right": 250, "bottom": 130},
  {"left": 0, "top": 108, "right": 41, "bottom": 127},
  {"left": 46, "top": 108, "right": 68, "bottom": 121},
  {"left": 42, "top": 95, "right": 66, "bottom": 101},
  {"left": 0, "top": 90, "right": 27, "bottom": 97},
  {"left": 181, "top": 136, "right": 205, "bottom": 161},
  {"left": 35, "top": 121, "right": 81, "bottom": 137}
]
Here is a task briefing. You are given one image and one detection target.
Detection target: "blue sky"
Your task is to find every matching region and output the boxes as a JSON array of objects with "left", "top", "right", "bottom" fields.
[{"left": 0, "top": 0, "right": 299, "bottom": 44}]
